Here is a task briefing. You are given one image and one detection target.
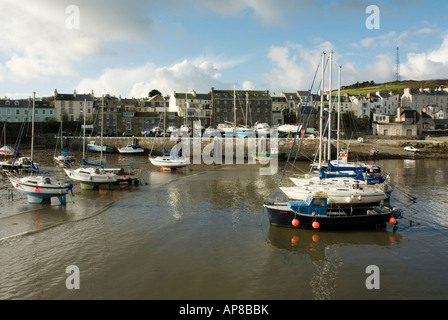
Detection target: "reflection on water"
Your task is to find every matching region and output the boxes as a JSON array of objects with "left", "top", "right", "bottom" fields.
[{"left": 1, "top": 158, "right": 448, "bottom": 299}]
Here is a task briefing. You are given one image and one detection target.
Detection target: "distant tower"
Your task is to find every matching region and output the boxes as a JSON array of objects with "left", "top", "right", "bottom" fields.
[{"left": 395, "top": 46, "right": 400, "bottom": 82}]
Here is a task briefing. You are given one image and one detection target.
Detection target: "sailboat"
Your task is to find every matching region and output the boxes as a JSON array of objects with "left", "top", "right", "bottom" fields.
[
  {"left": 263, "top": 52, "right": 398, "bottom": 230},
  {"left": 54, "top": 119, "right": 76, "bottom": 166},
  {"left": 6, "top": 92, "right": 74, "bottom": 204},
  {"left": 63, "top": 96, "right": 117, "bottom": 189},
  {"left": 118, "top": 136, "right": 145, "bottom": 154},
  {"left": 149, "top": 147, "right": 189, "bottom": 170}
]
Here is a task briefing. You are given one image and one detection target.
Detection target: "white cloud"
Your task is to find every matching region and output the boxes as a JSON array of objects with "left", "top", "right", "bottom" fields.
[
  {"left": 401, "top": 33, "right": 448, "bottom": 80},
  {"left": 0, "top": 0, "right": 151, "bottom": 83},
  {"left": 76, "top": 59, "right": 226, "bottom": 98},
  {"left": 264, "top": 41, "right": 340, "bottom": 92}
]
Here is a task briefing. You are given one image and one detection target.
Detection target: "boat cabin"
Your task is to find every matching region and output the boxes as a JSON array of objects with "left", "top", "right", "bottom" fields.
[{"left": 287, "top": 192, "right": 328, "bottom": 216}]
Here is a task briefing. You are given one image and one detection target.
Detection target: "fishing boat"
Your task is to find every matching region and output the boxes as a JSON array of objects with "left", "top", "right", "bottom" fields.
[
  {"left": 149, "top": 147, "right": 189, "bottom": 170},
  {"left": 5, "top": 92, "right": 74, "bottom": 204},
  {"left": 87, "top": 140, "right": 114, "bottom": 153},
  {"left": 64, "top": 96, "right": 118, "bottom": 189},
  {"left": 264, "top": 191, "right": 401, "bottom": 230}
]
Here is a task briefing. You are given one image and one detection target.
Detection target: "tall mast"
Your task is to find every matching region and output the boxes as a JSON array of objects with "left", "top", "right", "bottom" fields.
[
  {"left": 83, "top": 98, "right": 86, "bottom": 160},
  {"left": 233, "top": 85, "right": 236, "bottom": 129},
  {"left": 245, "top": 92, "right": 248, "bottom": 127},
  {"left": 318, "top": 52, "right": 325, "bottom": 169},
  {"left": 327, "top": 50, "right": 333, "bottom": 161},
  {"left": 31, "top": 92, "right": 35, "bottom": 164},
  {"left": 337, "top": 65, "right": 341, "bottom": 165},
  {"left": 100, "top": 95, "right": 104, "bottom": 164}
]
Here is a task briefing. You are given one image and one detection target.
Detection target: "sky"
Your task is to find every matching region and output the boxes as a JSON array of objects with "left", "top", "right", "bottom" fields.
[{"left": 1, "top": 0, "right": 448, "bottom": 99}]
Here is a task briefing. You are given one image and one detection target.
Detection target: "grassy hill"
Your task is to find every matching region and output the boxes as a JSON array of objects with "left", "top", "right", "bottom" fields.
[{"left": 338, "top": 79, "right": 448, "bottom": 96}]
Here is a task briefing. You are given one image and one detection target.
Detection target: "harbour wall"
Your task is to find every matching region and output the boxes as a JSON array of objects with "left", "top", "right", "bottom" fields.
[{"left": 30, "top": 134, "right": 448, "bottom": 160}]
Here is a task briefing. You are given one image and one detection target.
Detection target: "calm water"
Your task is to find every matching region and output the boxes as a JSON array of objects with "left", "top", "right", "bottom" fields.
[{"left": 1, "top": 154, "right": 448, "bottom": 300}]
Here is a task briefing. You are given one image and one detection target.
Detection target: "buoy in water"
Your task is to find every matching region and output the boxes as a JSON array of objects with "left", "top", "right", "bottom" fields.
[
  {"left": 292, "top": 218, "right": 299, "bottom": 227},
  {"left": 312, "top": 221, "right": 320, "bottom": 229},
  {"left": 389, "top": 217, "right": 397, "bottom": 225}
]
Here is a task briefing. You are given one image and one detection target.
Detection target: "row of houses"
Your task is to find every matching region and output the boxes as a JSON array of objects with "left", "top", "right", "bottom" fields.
[{"left": 1, "top": 86, "right": 448, "bottom": 136}]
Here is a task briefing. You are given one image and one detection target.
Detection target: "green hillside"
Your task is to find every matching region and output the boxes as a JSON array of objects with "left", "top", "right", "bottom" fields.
[{"left": 338, "top": 79, "right": 448, "bottom": 96}]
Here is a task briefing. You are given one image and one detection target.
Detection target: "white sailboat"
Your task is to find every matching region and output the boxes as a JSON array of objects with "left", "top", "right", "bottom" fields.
[
  {"left": 118, "top": 136, "right": 145, "bottom": 154},
  {"left": 6, "top": 92, "right": 74, "bottom": 204},
  {"left": 53, "top": 119, "right": 76, "bottom": 166},
  {"left": 63, "top": 96, "right": 117, "bottom": 189},
  {"left": 149, "top": 146, "right": 189, "bottom": 170}
]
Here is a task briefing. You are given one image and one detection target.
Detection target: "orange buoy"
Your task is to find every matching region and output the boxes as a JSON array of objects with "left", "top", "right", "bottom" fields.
[
  {"left": 292, "top": 218, "right": 299, "bottom": 227},
  {"left": 389, "top": 217, "right": 397, "bottom": 225},
  {"left": 312, "top": 211, "right": 316, "bottom": 216},
  {"left": 34, "top": 187, "right": 40, "bottom": 192},
  {"left": 312, "top": 221, "right": 320, "bottom": 229},
  {"left": 15, "top": 184, "right": 19, "bottom": 188}
]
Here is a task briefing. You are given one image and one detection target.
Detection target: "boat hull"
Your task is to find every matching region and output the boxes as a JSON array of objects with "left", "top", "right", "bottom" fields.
[
  {"left": 63, "top": 167, "right": 117, "bottom": 189},
  {"left": 118, "top": 145, "right": 145, "bottom": 154},
  {"left": 87, "top": 143, "right": 114, "bottom": 153},
  {"left": 264, "top": 203, "right": 395, "bottom": 230},
  {"left": 149, "top": 156, "right": 189, "bottom": 169},
  {"left": 280, "top": 186, "right": 387, "bottom": 209},
  {"left": 7, "top": 174, "right": 73, "bottom": 204}
]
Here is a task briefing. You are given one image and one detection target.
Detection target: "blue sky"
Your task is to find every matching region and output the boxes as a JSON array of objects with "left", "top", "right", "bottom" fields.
[{"left": 1, "top": 0, "right": 447, "bottom": 99}]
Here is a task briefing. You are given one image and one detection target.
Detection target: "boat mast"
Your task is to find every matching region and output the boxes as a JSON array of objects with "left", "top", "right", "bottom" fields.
[
  {"left": 246, "top": 92, "right": 248, "bottom": 127},
  {"left": 31, "top": 92, "right": 35, "bottom": 166},
  {"left": 82, "top": 98, "right": 86, "bottom": 160},
  {"left": 100, "top": 95, "right": 104, "bottom": 165},
  {"left": 233, "top": 85, "right": 236, "bottom": 130},
  {"left": 337, "top": 65, "right": 341, "bottom": 165},
  {"left": 318, "top": 52, "right": 325, "bottom": 169},
  {"left": 327, "top": 50, "right": 333, "bottom": 162}
]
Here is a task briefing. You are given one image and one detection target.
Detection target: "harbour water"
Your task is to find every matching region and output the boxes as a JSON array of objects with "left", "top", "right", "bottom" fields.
[{"left": 1, "top": 154, "right": 448, "bottom": 301}]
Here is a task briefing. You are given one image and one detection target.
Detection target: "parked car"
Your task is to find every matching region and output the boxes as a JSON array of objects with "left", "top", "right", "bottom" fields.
[{"left": 404, "top": 146, "right": 420, "bottom": 153}]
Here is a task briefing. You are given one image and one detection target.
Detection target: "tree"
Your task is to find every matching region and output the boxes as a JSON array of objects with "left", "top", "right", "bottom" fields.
[{"left": 148, "top": 89, "right": 162, "bottom": 97}]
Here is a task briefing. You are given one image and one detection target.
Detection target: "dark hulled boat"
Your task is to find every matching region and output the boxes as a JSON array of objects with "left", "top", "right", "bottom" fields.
[{"left": 264, "top": 191, "right": 401, "bottom": 230}]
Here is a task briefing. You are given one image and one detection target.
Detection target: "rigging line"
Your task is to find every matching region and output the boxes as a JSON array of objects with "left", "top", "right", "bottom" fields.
[
  {"left": 284, "top": 55, "right": 329, "bottom": 179},
  {"left": 280, "top": 57, "right": 323, "bottom": 183}
]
